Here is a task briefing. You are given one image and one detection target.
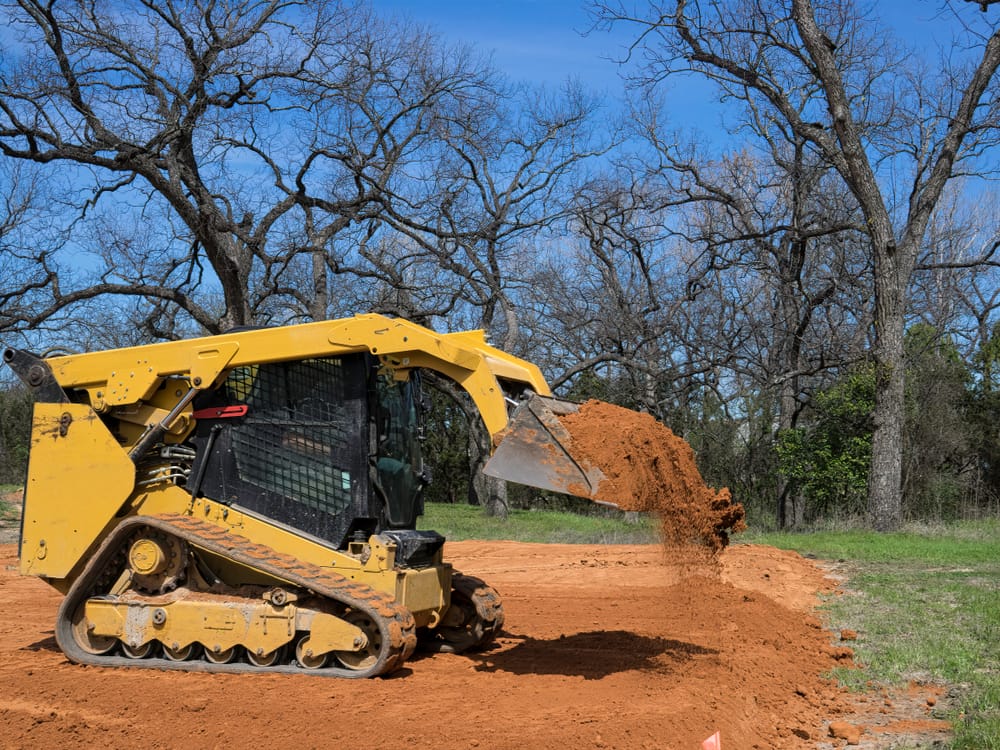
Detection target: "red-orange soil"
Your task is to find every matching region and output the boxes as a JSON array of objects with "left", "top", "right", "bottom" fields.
[
  {"left": 0, "top": 540, "right": 951, "bottom": 749},
  {"left": 560, "top": 400, "right": 746, "bottom": 552}
]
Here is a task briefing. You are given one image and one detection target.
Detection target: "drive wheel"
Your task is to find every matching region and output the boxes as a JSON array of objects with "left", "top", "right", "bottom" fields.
[
  {"left": 121, "top": 641, "right": 155, "bottom": 659},
  {"left": 333, "top": 611, "right": 380, "bottom": 671},
  {"left": 127, "top": 531, "right": 187, "bottom": 594},
  {"left": 162, "top": 643, "right": 198, "bottom": 661},
  {"left": 246, "top": 645, "right": 285, "bottom": 668},
  {"left": 70, "top": 602, "right": 116, "bottom": 655},
  {"left": 203, "top": 646, "right": 237, "bottom": 664}
]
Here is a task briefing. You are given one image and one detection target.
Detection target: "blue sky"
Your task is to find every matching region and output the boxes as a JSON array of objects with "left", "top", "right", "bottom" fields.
[
  {"left": 369, "top": 0, "right": 989, "bottom": 155},
  {"left": 375, "top": 1, "right": 626, "bottom": 91},
  {"left": 374, "top": 1, "right": 961, "bottom": 82},
  {"left": 373, "top": 0, "right": 979, "bottom": 124}
]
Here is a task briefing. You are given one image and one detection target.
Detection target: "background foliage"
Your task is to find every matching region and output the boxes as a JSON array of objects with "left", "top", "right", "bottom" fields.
[{"left": 1, "top": 0, "right": 999, "bottom": 528}]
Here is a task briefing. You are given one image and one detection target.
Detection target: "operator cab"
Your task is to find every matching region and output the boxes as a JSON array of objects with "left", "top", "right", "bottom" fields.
[{"left": 187, "top": 353, "right": 435, "bottom": 555}]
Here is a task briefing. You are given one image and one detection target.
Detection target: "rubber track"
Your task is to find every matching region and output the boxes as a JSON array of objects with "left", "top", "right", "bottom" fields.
[
  {"left": 424, "top": 572, "right": 504, "bottom": 654},
  {"left": 454, "top": 572, "right": 504, "bottom": 647},
  {"left": 54, "top": 513, "right": 418, "bottom": 678}
]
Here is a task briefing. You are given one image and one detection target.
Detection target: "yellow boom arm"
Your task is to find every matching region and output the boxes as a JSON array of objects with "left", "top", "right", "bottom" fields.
[{"left": 35, "top": 313, "right": 551, "bottom": 440}]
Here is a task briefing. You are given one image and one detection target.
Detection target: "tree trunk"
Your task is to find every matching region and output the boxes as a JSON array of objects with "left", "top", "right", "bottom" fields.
[
  {"left": 778, "top": 376, "right": 802, "bottom": 529},
  {"left": 868, "top": 244, "right": 908, "bottom": 531},
  {"left": 775, "top": 244, "right": 806, "bottom": 529},
  {"left": 468, "top": 417, "right": 508, "bottom": 519},
  {"left": 310, "top": 248, "right": 329, "bottom": 321}
]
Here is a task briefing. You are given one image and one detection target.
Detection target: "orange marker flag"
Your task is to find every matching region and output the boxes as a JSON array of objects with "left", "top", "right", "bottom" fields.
[{"left": 701, "top": 731, "right": 721, "bottom": 750}]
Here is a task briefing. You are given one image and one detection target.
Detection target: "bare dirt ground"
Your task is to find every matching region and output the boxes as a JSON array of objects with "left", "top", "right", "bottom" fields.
[{"left": 0, "top": 492, "right": 951, "bottom": 749}]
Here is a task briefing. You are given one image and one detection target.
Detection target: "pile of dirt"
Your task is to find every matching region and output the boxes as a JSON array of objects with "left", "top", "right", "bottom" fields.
[{"left": 560, "top": 400, "right": 746, "bottom": 557}]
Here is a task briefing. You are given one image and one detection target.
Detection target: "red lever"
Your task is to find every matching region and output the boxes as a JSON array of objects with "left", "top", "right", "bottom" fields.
[{"left": 192, "top": 405, "right": 249, "bottom": 420}]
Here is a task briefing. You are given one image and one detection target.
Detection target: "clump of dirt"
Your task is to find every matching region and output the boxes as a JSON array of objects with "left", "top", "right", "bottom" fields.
[{"left": 560, "top": 400, "right": 745, "bottom": 559}]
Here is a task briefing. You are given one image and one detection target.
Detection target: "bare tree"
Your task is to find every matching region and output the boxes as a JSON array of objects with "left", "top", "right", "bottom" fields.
[
  {"left": 0, "top": 0, "right": 499, "bottom": 334},
  {"left": 593, "top": 0, "right": 1000, "bottom": 530},
  {"left": 655, "top": 145, "right": 870, "bottom": 525},
  {"left": 0, "top": 159, "right": 80, "bottom": 339},
  {"left": 541, "top": 129, "right": 872, "bottom": 525},
  {"left": 1, "top": 0, "right": 306, "bottom": 330},
  {"left": 909, "top": 185, "right": 1000, "bottom": 363},
  {"left": 541, "top": 176, "right": 685, "bottom": 404},
  {"left": 377, "top": 81, "right": 608, "bottom": 352},
  {"left": 0, "top": 161, "right": 44, "bottom": 333}
]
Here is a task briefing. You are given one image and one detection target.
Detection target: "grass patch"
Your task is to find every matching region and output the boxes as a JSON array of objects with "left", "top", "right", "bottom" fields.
[
  {"left": 746, "top": 520, "right": 1000, "bottom": 750},
  {"left": 0, "top": 486, "right": 20, "bottom": 523},
  {"left": 418, "top": 501, "right": 657, "bottom": 545}
]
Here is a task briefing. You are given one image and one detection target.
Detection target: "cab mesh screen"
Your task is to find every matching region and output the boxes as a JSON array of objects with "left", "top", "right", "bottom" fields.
[{"left": 227, "top": 359, "right": 355, "bottom": 515}]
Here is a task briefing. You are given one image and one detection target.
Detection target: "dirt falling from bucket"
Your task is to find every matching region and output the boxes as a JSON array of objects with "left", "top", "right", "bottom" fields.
[{"left": 559, "top": 400, "right": 746, "bottom": 571}]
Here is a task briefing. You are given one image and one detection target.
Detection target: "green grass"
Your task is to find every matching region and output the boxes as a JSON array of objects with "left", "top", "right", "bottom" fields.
[
  {"left": 746, "top": 519, "right": 999, "bottom": 563},
  {"left": 419, "top": 501, "right": 658, "bottom": 544},
  {"left": 746, "top": 520, "right": 1000, "bottom": 750}
]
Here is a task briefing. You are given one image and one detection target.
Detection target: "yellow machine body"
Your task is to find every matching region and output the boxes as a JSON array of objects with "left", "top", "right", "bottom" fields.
[{"left": 4, "top": 313, "right": 589, "bottom": 677}]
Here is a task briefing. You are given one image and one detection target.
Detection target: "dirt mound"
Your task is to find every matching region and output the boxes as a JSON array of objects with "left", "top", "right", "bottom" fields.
[{"left": 560, "top": 400, "right": 746, "bottom": 555}]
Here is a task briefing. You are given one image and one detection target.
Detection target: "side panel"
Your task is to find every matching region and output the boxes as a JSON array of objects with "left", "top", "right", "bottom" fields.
[{"left": 20, "top": 403, "right": 136, "bottom": 579}]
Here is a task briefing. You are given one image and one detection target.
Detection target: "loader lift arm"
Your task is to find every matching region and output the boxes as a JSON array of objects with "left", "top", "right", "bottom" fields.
[
  {"left": 9, "top": 314, "right": 593, "bottom": 502},
  {"left": 12, "top": 313, "right": 551, "bottom": 441}
]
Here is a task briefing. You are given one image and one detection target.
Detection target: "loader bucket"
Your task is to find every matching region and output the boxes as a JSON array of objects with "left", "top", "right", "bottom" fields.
[{"left": 483, "top": 395, "right": 611, "bottom": 503}]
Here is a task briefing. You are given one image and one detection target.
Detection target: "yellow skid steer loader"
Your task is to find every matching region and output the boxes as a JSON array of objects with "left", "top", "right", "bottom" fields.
[{"left": 5, "top": 314, "right": 630, "bottom": 677}]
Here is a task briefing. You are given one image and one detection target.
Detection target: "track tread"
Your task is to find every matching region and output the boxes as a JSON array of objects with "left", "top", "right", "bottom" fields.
[
  {"left": 54, "top": 513, "right": 417, "bottom": 678},
  {"left": 420, "top": 572, "right": 504, "bottom": 654}
]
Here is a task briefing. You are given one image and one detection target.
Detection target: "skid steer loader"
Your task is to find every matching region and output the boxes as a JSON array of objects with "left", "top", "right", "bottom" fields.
[{"left": 4, "top": 314, "right": 618, "bottom": 678}]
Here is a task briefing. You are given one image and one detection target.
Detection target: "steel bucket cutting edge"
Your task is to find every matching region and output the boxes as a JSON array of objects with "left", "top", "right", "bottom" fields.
[{"left": 483, "top": 394, "right": 608, "bottom": 501}]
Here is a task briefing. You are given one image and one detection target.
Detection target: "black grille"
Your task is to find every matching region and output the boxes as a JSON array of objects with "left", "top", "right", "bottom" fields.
[
  {"left": 190, "top": 355, "right": 374, "bottom": 548},
  {"left": 230, "top": 359, "right": 355, "bottom": 515}
]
